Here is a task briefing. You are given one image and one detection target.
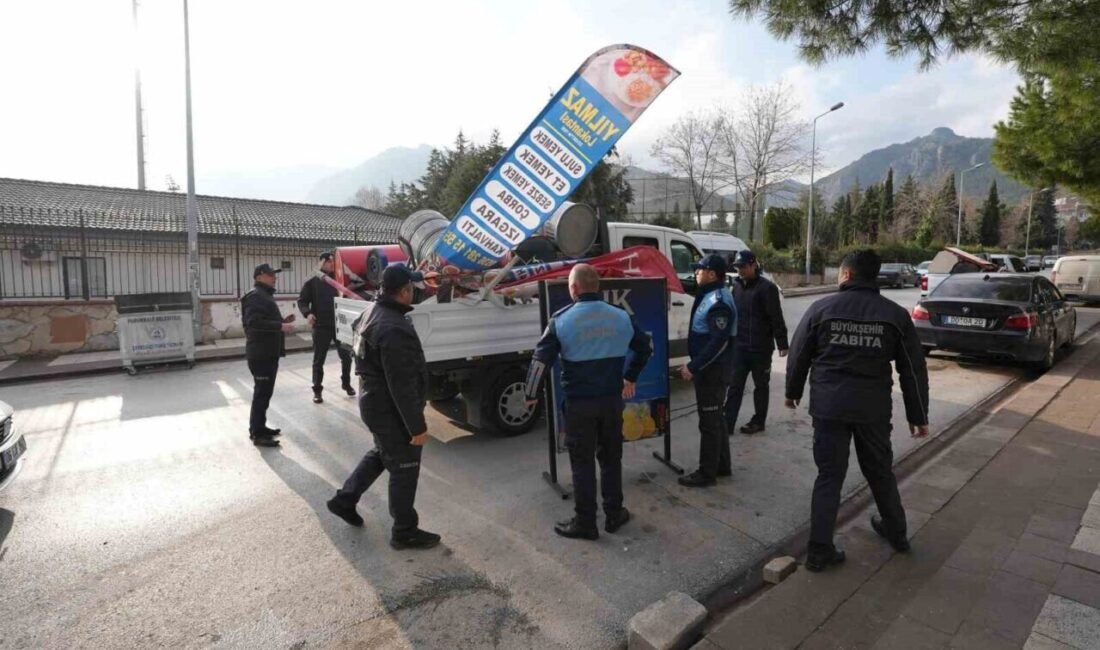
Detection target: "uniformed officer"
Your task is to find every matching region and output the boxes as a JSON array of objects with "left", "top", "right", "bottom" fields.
[
  {"left": 326, "top": 264, "right": 441, "bottom": 550},
  {"left": 241, "top": 263, "right": 296, "bottom": 447},
  {"left": 725, "top": 250, "right": 787, "bottom": 435},
  {"left": 298, "top": 251, "right": 354, "bottom": 404},
  {"left": 524, "top": 264, "right": 653, "bottom": 540},
  {"left": 678, "top": 254, "right": 737, "bottom": 488},
  {"left": 785, "top": 249, "right": 930, "bottom": 572}
]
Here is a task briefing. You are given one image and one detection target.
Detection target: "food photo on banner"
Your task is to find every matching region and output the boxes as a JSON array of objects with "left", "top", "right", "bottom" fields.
[
  {"left": 538, "top": 278, "right": 671, "bottom": 460},
  {"left": 430, "top": 44, "right": 678, "bottom": 272}
]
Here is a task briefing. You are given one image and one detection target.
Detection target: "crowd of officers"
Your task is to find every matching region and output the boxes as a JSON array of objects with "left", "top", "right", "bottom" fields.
[{"left": 239, "top": 248, "right": 929, "bottom": 567}]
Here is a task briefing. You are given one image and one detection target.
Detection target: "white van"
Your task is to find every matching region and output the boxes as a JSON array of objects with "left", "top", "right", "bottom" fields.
[
  {"left": 1052, "top": 255, "right": 1100, "bottom": 302},
  {"left": 687, "top": 231, "right": 749, "bottom": 260}
]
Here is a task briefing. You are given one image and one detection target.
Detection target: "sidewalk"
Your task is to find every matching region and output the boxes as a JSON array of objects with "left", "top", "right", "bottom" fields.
[
  {"left": 0, "top": 333, "right": 314, "bottom": 384},
  {"left": 702, "top": 334, "right": 1100, "bottom": 650}
]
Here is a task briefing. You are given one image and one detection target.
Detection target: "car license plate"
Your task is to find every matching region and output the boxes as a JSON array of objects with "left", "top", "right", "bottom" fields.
[
  {"left": 943, "top": 315, "right": 987, "bottom": 328},
  {"left": 1, "top": 436, "right": 26, "bottom": 470}
]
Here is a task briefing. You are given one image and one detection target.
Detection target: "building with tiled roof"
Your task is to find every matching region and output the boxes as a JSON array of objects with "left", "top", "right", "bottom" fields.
[{"left": 0, "top": 177, "right": 403, "bottom": 299}]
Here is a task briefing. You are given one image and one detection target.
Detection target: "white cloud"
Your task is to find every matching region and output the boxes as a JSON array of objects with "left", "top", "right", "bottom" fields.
[{"left": 0, "top": 0, "right": 1022, "bottom": 197}]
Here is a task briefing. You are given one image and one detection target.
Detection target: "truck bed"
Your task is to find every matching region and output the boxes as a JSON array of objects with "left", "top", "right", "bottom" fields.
[{"left": 335, "top": 297, "right": 543, "bottom": 366}]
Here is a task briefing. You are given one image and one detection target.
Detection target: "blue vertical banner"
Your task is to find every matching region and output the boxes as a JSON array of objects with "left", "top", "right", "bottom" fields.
[
  {"left": 539, "top": 278, "right": 670, "bottom": 454},
  {"left": 433, "top": 45, "right": 679, "bottom": 270}
]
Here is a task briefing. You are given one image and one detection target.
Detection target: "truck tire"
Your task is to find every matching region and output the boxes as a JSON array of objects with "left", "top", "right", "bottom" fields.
[{"left": 482, "top": 366, "right": 540, "bottom": 436}]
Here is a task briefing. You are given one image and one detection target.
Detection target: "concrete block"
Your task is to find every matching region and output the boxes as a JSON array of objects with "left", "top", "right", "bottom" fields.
[
  {"left": 629, "top": 591, "right": 708, "bottom": 650},
  {"left": 763, "top": 556, "right": 797, "bottom": 584}
]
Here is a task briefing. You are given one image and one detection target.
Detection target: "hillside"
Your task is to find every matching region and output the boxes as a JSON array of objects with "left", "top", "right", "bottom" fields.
[
  {"left": 814, "top": 127, "right": 1028, "bottom": 204},
  {"left": 303, "top": 145, "right": 434, "bottom": 206}
]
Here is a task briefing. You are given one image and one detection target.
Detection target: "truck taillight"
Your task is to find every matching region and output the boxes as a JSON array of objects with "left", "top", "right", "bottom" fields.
[
  {"left": 911, "top": 304, "right": 931, "bottom": 321},
  {"left": 1005, "top": 312, "right": 1038, "bottom": 330},
  {"left": 920, "top": 275, "right": 928, "bottom": 291}
]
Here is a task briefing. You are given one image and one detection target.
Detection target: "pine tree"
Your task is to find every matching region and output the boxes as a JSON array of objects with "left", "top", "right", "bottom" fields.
[
  {"left": 853, "top": 184, "right": 883, "bottom": 243},
  {"left": 830, "top": 194, "right": 853, "bottom": 246},
  {"left": 937, "top": 174, "right": 960, "bottom": 243},
  {"left": 978, "top": 181, "right": 1004, "bottom": 246},
  {"left": 880, "top": 168, "right": 895, "bottom": 236}
]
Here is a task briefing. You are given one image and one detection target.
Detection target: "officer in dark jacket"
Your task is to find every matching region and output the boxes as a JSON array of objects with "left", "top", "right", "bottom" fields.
[
  {"left": 785, "top": 249, "right": 930, "bottom": 572},
  {"left": 524, "top": 264, "right": 652, "bottom": 540},
  {"left": 326, "top": 264, "right": 440, "bottom": 550},
  {"left": 679, "top": 254, "right": 737, "bottom": 488},
  {"left": 725, "top": 250, "right": 788, "bottom": 435},
  {"left": 298, "top": 251, "right": 354, "bottom": 404},
  {"left": 241, "top": 263, "right": 295, "bottom": 447}
]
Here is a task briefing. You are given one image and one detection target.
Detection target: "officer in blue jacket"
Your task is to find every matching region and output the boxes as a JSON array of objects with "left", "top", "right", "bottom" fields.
[
  {"left": 679, "top": 254, "right": 737, "bottom": 488},
  {"left": 525, "top": 264, "right": 653, "bottom": 540}
]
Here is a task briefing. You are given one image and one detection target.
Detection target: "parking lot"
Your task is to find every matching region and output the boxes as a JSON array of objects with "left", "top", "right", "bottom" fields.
[{"left": 1, "top": 288, "right": 1098, "bottom": 648}]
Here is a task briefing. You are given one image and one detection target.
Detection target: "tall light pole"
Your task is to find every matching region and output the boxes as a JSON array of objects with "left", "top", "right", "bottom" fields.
[
  {"left": 806, "top": 101, "right": 844, "bottom": 282},
  {"left": 956, "top": 163, "right": 984, "bottom": 246},
  {"left": 183, "top": 0, "right": 201, "bottom": 340},
  {"left": 1025, "top": 186, "right": 1052, "bottom": 258},
  {"left": 132, "top": 0, "right": 145, "bottom": 190}
]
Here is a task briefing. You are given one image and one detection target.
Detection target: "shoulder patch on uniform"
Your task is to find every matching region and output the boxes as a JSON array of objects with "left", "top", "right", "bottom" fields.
[{"left": 714, "top": 315, "right": 729, "bottom": 331}]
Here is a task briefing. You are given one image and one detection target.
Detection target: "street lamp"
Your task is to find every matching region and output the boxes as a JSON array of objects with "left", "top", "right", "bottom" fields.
[
  {"left": 806, "top": 101, "right": 844, "bottom": 282},
  {"left": 1025, "top": 186, "right": 1053, "bottom": 258},
  {"left": 956, "top": 163, "right": 984, "bottom": 246}
]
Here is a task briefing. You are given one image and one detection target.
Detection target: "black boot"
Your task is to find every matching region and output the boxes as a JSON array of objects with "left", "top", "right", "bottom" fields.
[
  {"left": 554, "top": 517, "right": 599, "bottom": 540},
  {"left": 678, "top": 470, "right": 716, "bottom": 488},
  {"left": 871, "top": 515, "right": 911, "bottom": 553},
  {"left": 342, "top": 382, "right": 356, "bottom": 397},
  {"left": 805, "top": 545, "right": 846, "bottom": 572},
  {"left": 740, "top": 421, "right": 765, "bottom": 435},
  {"left": 326, "top": 497, "right": 364, "bottom": 527},
  {"left": 605, "top": 508, "right": 631, "bottom": 534},
  {"left": 313, "top": 390, "right": 323, "bottom": 404},
  {"left": 390, "top": 528, "right": 442, "bottom": 550},
  {"left": 261, "top": 426, "right": 281, "bottom": 437},
  {"left": 249, "top": 432, "right": 280, "bottom": 447}
]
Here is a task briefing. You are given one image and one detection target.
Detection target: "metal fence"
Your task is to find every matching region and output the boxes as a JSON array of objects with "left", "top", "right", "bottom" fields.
[{"left": 0, "top": 209, "right": 390, "bottom": 300}]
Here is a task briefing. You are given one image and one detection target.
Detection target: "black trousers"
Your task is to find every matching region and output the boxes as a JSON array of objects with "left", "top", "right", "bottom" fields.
[
  {"left": 247, "top": 358, "right": 279, "bottom": 433},
  {"left": 334, "top": 397, "right": 422, "bottom": 534},
  {"left": 311, "top": 326, "right": 352, "bottom": 392},
  {"left": 725, "top": 349, "right": 772, "bottom": 430},
  {"left": 810, "top": 418, "right": 907, "bottom": 550},
  {"left": 694, "top": 364, "right": 731, "bottom": 479},
  {"left": 563, "top": 395, "right": 625, "bottom": 529}
]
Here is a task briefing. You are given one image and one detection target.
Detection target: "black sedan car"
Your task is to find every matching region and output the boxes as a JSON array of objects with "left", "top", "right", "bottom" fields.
[
  {"left": 912, "top": 274, "right": 1076, "bottom": 370},
  {"left": 0, "top": 399, "right": 27, "bottom": 492},
  {"left": 878, "top": 263, "right": 919, "bottom": 288}
]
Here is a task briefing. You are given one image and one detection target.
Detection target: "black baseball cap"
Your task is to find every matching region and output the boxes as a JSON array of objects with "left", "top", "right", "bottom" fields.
[
  {"left": 731, "top": 249, "right": 757, "bottom": 268},
  {"left": 381, "top": 264, "right": 424, "bottom": 292},
  {"left": 253, "top": 263, "right": 282, "bottom": 278},
  {"left": 319, "top": 250, "right": 334, "bottom": 261},
  {"left": 691, "top": 253, "right": 727, "bottom": 275}
]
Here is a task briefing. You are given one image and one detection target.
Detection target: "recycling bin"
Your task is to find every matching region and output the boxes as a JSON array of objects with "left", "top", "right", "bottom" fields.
[{"left": 115, "top": 292, "right": 196, "bottom": 374}]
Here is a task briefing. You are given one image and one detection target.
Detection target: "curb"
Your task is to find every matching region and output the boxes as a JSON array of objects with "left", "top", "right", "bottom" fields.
[
  {"left": 780, "top": 285, "right": 837, "bottom": 298},
  {"left": 696, "top": 317, "right": 1100, "bottom": 618},
  {"left": 0, "top": 343, "right": 314, "bottom": 386}
]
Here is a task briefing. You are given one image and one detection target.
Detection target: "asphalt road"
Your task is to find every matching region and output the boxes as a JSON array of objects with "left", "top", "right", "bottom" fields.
[{"left": 1, "top": 288, "right": 1098, "bottom": 649}]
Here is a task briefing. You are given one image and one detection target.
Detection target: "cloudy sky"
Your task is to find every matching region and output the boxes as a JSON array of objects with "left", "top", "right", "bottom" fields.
[{"left": 0, "top": 0, "right": 1022, "bottom": 197}]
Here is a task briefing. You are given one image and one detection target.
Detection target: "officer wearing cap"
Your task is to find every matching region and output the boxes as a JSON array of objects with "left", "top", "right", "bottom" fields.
[
  {"left": 241, "top": 263, "right": 296, "bottom": 447},
  {"left": 678, "top": 254, "right": 737, "bottom": 488},
  {"left": 326, "top": 264, "right": 441, "bottom": 550},
  {"left": 524, "top": 264, "right": 653, "bottom": 540},
  {"left": 298, "top": 251, "right": 354, "bottom": 404},
  {"left": 786, "top": 249, "right": 929, "bottom": 572},
  {"left": 725, "top": 249, "right": 788, "bottom": 436}
]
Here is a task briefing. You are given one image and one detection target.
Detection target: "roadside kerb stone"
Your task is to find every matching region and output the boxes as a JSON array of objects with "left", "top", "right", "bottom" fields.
[
  {"left": 629, "top": 591, "right": 708, "bottom": 650},
  {"left": 763, "top": 557, "right": 797, "bottom": 584}
]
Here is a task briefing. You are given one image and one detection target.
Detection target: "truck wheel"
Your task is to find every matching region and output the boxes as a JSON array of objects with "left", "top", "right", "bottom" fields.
[{"left": 483, "top": 367, "right": 540, "bottom": 436}]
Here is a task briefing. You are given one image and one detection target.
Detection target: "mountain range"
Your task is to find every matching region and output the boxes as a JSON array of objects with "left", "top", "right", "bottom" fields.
[{"left": 204, "top": 128, "right": 1033, "bottom": 213}]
